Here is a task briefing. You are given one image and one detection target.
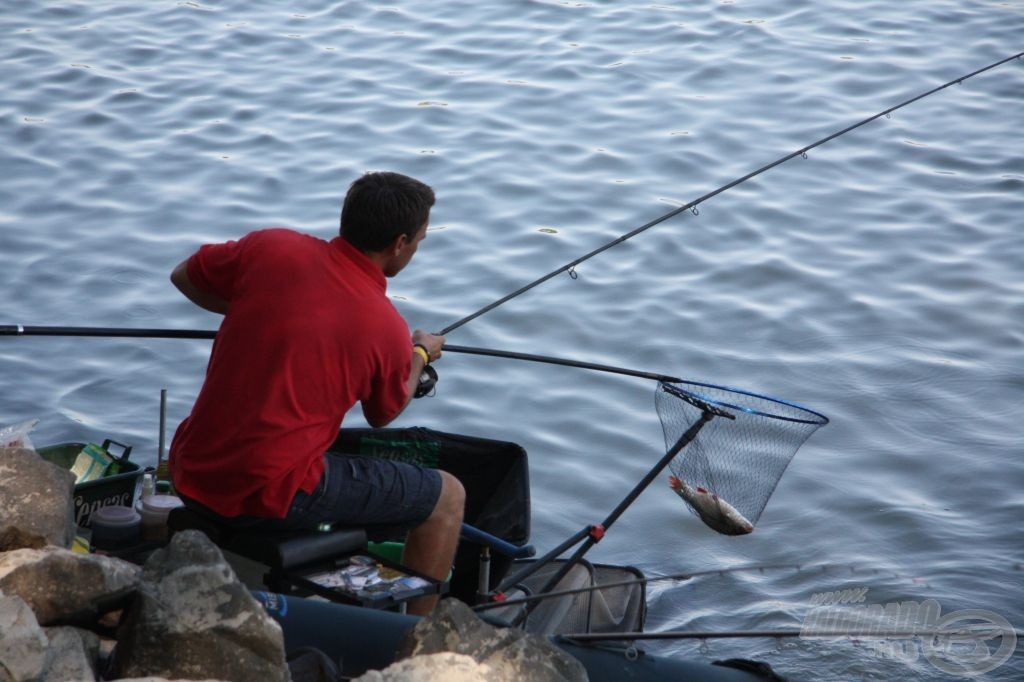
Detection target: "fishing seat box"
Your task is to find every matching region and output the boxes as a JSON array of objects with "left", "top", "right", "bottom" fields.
[
  {"left": 167, "top": 425, "right": 531, "bottom": 607},
  {"left": 331, "top": 426, "right": 531, "bottom": 603},
  {"left": 167, "top": 505, "right": 447, "bottom": 609},
  {"left": 35, "top": 440, "right": 144, "bottom": 529}
]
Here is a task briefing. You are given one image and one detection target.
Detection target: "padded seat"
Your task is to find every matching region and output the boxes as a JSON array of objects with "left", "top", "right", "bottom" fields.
[
  {"left": 167, "top": 505, "right": 368, "bottom": 590},
  {"left": 167, "top": 505, "right": 533, "bottom": 608}
]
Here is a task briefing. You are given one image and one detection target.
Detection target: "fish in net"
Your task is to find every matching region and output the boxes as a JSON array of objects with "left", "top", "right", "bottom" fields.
[{"left": 656, "top": 381, "right": 828, "bottom": 535}]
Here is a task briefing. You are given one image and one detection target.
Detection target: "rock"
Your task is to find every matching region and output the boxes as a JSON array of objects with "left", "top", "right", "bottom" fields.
[
  {"left": 108, "top": 530, "right": 289, "bottom": 682},
  {"left": 40, "top": 626, "right": 100, "bottom": 682},
  {"left": 0, "top": 591, "right": 48, "bottom": 682},
  {"left": 354, "top": 652, "right": 493, "bottom": 682},
  {"left": 397, "top": 599, "right": 588, "bottom": 682},
  {"left": 0, "top": 547, "right": 140, "bottom": 625},
  {"left": 0, "top": 447, "right": 76, "bottom": 551}
]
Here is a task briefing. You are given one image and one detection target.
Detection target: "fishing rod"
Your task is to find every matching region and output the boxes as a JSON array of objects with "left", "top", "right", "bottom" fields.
[
  {"left": 0, "top": 324, "right": 217, "bottom": 340},
  {"left": 6, "top": 56, "right": 1021, "bottom": 388},
  {"left": 557, "top": 625, "right": 1024, "bottom": 643},
  {"left": 0, "top": 324, "right": 682, "bottom": 383},
  {"left": 442, "top": 343, "right": 679, "bottom": 383},
  {"left": 438, "top": 51, "right": 1024, "bottom": 336},
  {"left": 473, "top": 562, "right": 895, "bottom": 613}
]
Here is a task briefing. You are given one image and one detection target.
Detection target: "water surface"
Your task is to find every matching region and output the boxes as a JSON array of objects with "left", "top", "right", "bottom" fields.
[{"left": 1, "top": 2, "right": 1022, "bottom": 678}]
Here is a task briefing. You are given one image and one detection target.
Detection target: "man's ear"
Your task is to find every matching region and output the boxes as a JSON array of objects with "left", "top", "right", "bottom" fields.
[{"left": 389, "top": 232, "right": 408, "bottom": 256}]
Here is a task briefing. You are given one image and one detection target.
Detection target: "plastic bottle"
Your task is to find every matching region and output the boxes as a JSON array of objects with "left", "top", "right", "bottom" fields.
[{"left": 141, "top": 473, "right": 155, "bottom": 500}]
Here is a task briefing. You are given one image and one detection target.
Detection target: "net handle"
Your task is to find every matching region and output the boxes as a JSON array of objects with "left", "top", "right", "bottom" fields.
[{"left": 513, "top": 408, "right": 717, "bottom": 625}]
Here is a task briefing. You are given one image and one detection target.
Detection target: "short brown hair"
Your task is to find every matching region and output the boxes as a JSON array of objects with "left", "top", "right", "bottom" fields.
[{"left": 340, "top": 172, "right": 435, "bottom": 252}]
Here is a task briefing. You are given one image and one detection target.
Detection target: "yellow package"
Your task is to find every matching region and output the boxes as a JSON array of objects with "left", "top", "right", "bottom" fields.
[{"left": 70, "top": 444, "right": 113, "bottom": 483}]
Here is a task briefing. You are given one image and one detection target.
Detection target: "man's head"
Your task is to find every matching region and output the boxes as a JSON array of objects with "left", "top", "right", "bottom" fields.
[{"left": 340, "top": 171, "right": 435, "bottom": 253}]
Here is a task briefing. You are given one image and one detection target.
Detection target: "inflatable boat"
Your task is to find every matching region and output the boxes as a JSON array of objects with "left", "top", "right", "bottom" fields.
[{"left": 253, "top": 591, "right": 780, "bottom": 681}]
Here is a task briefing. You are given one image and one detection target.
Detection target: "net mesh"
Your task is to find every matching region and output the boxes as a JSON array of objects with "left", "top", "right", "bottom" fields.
[
  {"left": 656, "top": 380, "right": 827, "bottom": 532},
  {"left": 485, "top": 560, "right": 647, "bottom": 635}
]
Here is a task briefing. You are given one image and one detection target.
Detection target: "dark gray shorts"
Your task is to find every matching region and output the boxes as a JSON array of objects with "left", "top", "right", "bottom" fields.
[{"left": 280, "top": 453, "right": 443, "bottom": 537}]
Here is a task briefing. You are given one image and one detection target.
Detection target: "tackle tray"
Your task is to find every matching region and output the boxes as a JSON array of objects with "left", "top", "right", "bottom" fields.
[{"left": 282, "top": 552, "right": 447, "bottom": 609}]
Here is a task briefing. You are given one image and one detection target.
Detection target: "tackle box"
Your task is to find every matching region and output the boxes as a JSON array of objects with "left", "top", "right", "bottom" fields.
[{"left": 283, "top": 552, "right": 447, "bottom": 609}]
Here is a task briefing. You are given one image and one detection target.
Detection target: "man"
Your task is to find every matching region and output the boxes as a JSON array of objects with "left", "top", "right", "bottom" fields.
[{"left": 168, "top": 171, "right": 463, "bottom": 615}]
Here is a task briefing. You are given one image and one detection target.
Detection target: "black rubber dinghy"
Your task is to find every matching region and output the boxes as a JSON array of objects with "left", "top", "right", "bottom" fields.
[{"left": 254, "top": 592, "right": 779, "bottom": 682}]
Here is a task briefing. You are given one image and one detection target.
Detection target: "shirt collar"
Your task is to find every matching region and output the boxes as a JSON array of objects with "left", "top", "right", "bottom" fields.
[{"left": 330, "top": 237, "right": 387, "bottom": 290}]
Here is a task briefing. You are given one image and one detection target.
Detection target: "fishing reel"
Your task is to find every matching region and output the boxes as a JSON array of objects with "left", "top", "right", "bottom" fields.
[{"left": 414, "top": 364, "right": 438, "bottom": 398}]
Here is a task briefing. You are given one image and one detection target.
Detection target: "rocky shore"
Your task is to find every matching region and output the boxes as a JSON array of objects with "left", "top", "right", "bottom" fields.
[{"left": 0, "top": 446, "right": 586, "bottom": 681}]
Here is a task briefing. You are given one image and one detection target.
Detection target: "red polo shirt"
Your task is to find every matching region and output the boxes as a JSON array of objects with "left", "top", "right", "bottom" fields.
[{"left": 169, "top": 228, "right": 411, "bottom": 518}]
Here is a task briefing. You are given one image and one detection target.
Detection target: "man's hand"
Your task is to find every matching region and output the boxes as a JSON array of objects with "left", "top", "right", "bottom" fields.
[
  {"left": 361, "top": 330, "right": 447, "bottom": 427},
  {"left": 412, "top": 329, "right": 445, "bottom": 363}
]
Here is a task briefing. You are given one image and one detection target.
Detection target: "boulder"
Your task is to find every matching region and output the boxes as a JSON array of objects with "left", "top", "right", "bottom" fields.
[
  {"left": 40, "top": 626, "right": 100, "bottom": 682},
  {"left": 0, "top": 547, "right": 140, "bottom": 625},
  {"left": 354, "top": 652, "right": 493, "bottom": 682},
  {"left": 0, "top": 592, "right": 48, "bottom": 682},
  {"left": 0, "top": 447, "right": 75, "bottom": 551},
  {"left": 108, "top": 530, "right": 289, "bottom": 682},
  {"left": 397, "top": 598, "right": 588, "bottom": 682}
]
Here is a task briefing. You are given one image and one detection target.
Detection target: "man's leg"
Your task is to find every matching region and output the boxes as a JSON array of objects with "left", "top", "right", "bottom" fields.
[{"left": 402, "top": 470, "right": 465, "bottom": 616}]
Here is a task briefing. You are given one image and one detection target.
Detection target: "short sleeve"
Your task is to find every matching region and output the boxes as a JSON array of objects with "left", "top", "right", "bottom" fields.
[
  {"left": 187, "top": 237, "right": 246, "bottom": 301},
  {"left": 362, "top": 333, "right": 412, "bottom": 425}
]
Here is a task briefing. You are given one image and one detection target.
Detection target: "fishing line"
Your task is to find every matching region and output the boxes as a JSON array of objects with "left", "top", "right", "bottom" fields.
[{"left": 438, "top": 51, "right": 1024, "bottom": 336}]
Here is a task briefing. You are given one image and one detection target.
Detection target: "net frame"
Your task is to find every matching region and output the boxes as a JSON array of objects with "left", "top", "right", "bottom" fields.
[
  {"left": 657, "top": 380, "right": 828, "bottom": 528},
  {"left": 496, "top": 379, "right": 828, "bottom": 623}
]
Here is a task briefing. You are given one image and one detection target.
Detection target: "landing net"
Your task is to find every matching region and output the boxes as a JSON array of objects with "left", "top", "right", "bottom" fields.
[{"left": 657, "top": 380, "right": 828, "bottom": 533}]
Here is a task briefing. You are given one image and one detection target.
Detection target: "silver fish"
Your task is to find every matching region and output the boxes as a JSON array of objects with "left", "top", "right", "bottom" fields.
[{"left": 669, "top": 475, "right": 754, "bottom": 536}]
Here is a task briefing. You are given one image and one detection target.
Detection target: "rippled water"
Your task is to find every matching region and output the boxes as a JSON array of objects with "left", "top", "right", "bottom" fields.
[{"left": 2, "top": 1, "right": 1022, "bottom": 678}]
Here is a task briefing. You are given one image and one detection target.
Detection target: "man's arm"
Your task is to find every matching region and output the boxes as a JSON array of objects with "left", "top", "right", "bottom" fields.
[
  {"left": 171, "top": 258, "right": 229, "bottom": 315},
  {"left": 364, "top": 329, "right": 445, "bottom": 428}
]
